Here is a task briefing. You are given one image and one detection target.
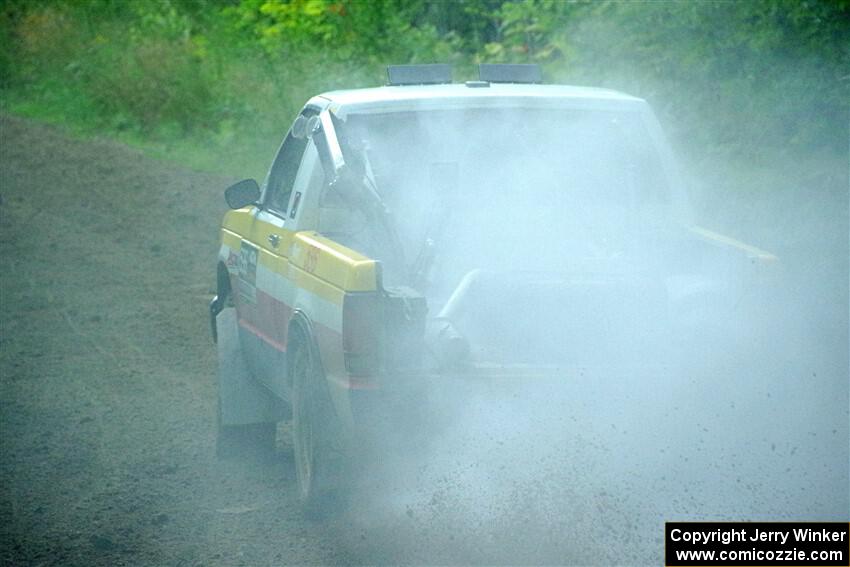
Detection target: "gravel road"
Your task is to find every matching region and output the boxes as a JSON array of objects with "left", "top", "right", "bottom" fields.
[
  {"left": 0, "top": 115, "right": 349, "bottom": 566},
  {"left": 1, "top": 114, "right": 847, "bottom": 566}
]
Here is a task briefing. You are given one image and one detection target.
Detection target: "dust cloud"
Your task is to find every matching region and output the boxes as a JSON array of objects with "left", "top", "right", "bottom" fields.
[{"left": 319, "top": 91, "right": 848, "bottom": 564}]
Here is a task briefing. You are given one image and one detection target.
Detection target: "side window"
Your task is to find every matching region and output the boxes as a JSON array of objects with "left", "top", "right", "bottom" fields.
[
  {"left": 263, "top": 112, "right": 315, "bottom": 216},
  {"left": 286, "top": 139, "right": 326, "bottom": 228},
  {"left": 264, "top": 134, "right": 307, "bottom": 216},
  {"left": 317, "top": 151, "right": 368, "bottom": 247}
]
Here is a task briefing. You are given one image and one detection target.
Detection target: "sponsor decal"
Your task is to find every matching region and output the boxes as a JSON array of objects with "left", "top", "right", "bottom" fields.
[
  {"left": 237, "top": 242, "right": 258, "bottom": 304},
  {"left": 225, "top": 250, "right": 238, "bottom": 271}
]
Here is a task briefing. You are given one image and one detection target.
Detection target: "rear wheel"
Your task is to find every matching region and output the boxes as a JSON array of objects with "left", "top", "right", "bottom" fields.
[{"left": 290, "top": 330, "right": 346, "bottom": 518}]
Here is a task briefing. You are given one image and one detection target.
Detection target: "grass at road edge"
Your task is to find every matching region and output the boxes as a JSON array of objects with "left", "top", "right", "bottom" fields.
[{"left": 1, "top": 87, "right": 276, "bottom": 182}]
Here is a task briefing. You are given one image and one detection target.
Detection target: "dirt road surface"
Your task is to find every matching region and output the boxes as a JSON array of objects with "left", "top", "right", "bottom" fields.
[
  {"left": 0, "top": 115, "right": 350, "bottom": 566},
  {"left": 1, "top": 114, "right": 847, "bottom": 566}
]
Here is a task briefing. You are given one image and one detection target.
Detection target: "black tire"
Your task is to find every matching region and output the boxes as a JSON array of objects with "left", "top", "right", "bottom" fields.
[{"left": 290, "top": 329, "right": 346, "bottom": 518}]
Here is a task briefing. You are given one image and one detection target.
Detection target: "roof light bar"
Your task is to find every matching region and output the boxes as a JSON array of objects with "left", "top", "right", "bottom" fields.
[
  {"left": 387, "top": 64, "right": 452, "bottom": 86},
  {"left": 478, "top": 64, "right": 542, "bottom": 84}
]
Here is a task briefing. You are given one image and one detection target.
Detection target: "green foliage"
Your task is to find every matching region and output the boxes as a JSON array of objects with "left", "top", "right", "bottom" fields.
[
  {"left": 0, "top": 0, "right": 846, "bottom": 175},
  {"left": 553, "top": 0, "right": 850, "bottom": 154},
  {"left": 479, "top": 0, "right": 576, "bottom": 63}
]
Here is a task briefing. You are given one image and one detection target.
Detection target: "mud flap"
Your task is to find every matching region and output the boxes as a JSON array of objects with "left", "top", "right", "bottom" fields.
[{"left": 217, "top": 308, "right": 285, "bottom": 426}]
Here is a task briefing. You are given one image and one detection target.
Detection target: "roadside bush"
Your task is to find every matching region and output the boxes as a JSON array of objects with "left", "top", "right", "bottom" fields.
[
  {"left": 587, "top": 0, "right": 848, "bottom": 154},
  {"left": 82, "top": 35, "right": 214, "bottom": 132},
  {"left": 0, "top": 0, "right": 846, "bottom": 174},
  {"left": 1, "top": 3, "right": 80, "bottom": 84}
]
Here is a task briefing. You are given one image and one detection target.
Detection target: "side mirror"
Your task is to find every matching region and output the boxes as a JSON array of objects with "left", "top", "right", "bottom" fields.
[{"left": 224, "top": 179, "right": 260, "bottom": 209}]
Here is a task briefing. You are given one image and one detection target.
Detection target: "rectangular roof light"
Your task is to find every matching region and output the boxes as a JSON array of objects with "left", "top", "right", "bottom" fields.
[
  {"left": 387, "top": 64, "right": 453, "bottom": 86},
  {"left": 479, "top": 64, "right": 542, "bottom": 84}
]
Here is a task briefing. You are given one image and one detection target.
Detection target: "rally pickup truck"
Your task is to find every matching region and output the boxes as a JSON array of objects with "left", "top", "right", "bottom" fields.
[{"left": 210, "top": 64, "right": 778, "bottom": 515}]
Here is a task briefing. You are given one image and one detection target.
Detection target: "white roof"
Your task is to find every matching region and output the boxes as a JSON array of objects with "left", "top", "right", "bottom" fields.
[{"left": 312, "top": 83, "right": 647, "bottom": 117}]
